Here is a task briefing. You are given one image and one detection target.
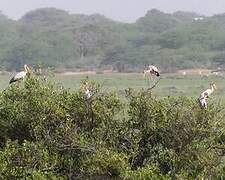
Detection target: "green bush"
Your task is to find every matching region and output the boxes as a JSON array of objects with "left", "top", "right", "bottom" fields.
[
  {"left": 0, "top": 140, "right": 60, "bottom": 179},
  {"left": 0, "top": 77, "right": 224, "bottom": 179}
]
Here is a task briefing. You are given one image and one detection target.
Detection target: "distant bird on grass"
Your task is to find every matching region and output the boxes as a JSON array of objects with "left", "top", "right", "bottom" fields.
[
  {"left": 198, "top": 82, "right": 216, "bottom": 109},
  {"left": 9, "top": 64, "right": 32, "bottom": 85}
]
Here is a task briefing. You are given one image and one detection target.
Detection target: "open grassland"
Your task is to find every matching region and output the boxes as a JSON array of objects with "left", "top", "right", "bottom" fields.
[
  {"left": 53, "top": 73, "right": 225, "bottom": 100},
  {"left": 1, "top": 73, "right": 225, "bottom": 100}
]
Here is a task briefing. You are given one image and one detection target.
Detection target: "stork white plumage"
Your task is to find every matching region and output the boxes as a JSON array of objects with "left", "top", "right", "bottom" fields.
[
  {"left": 143, "top": 65, "right": 160, "bottom": 78},
  {"left": 82, "top": 82, "right": 91, "bottom": 99},
  {"left": 9, "top": 64, "right": 31, "bottom": 84},
  {"left": 198, "top": 97, "right": 207, "bottom": 109},
  {"left": 198, "top": 82, "right": 216, "bottom": 109},
  {"left": 199, "top": 83, "right": 216, "bottom": 99},
  {"left": 85, "top": 88, "right": 91, "bottom": 99}
]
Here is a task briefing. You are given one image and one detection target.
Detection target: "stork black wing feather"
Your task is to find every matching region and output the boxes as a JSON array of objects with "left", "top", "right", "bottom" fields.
[{"left": 9, "top": 77, "right": 16, "bottom": 84}]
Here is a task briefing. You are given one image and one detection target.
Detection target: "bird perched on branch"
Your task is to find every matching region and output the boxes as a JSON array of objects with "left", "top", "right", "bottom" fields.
[
  {"left": 200, "top": 82, "right": 216, "bottom": 99},
  {"left": 9, "top": 64, "right": 32, "bottom": 85},
  {"left": 142, "top": 65, "right": 160, "bottom": 88},
  {"left": 198, "top": 82, "right": 216, "bottom": 109},
  {"left": 82, "top": 82, "right": 91, "bottom": 99},
  {"left": 143, "top": 65, "right": 160, "bottom": 78}
]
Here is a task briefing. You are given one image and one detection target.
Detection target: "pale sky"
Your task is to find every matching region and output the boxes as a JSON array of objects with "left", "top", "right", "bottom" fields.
[{"left": 1, "top": 0, "right": 225, "bottom": 22}]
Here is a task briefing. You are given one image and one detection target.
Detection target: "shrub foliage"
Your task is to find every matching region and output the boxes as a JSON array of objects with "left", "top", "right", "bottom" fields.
[{"left": 0, "top": 77, "right": 225, "bottom": 179}]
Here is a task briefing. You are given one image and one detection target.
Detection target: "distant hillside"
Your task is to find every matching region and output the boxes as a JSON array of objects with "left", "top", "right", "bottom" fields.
[{"left": 0, "top": 8, "right": 225, "bottom": 72}]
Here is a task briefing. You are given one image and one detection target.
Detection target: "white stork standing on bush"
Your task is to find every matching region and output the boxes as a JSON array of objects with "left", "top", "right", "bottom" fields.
[
  {"left": 9, "top": 64, "right": 32, "bottom": 85},
  {"left": 198, "top": 82, "right": 216, "bottom": 109},
  {"left": 142, "top": 65, "right": 160, "bottom": 87},
  {"left": 142, "top": 65, "right": 160, "bottom": 78},
  {"left": 82, "top": 82, "right": 91, "bottom": 99}
]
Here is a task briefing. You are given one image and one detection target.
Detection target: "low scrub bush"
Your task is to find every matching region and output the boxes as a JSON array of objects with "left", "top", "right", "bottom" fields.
[{"left": 0, "top": 77, "right": 224, "bottom": 179}]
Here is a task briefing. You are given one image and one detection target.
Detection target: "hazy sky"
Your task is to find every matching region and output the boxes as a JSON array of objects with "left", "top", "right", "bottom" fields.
[{"left": 1, "top": 0, "right": 225, "bottom": 22}]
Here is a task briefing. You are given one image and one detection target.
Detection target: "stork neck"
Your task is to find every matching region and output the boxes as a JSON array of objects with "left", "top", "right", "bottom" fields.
[
  {"left": 210, "top": 85, "right": 215, "bottom": 91},
  {"left": 24, "top": 65, "right": 28, "bottom": 73}
]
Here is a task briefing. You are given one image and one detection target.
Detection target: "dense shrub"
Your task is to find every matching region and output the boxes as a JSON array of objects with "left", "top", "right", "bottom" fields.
[{"left": 0, "top": 77, "right": 225, "bottom": 179}]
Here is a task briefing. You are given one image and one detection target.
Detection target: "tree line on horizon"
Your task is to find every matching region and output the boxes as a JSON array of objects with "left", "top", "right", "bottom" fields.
[{"left": 0, "top": 8, "right": 225, "bottom": 72}]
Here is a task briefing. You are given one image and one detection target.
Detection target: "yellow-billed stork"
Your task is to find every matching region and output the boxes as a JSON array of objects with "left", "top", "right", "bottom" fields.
[
  {"left": 199, "top": 82, "right": 216, "bottom": 99},
  {"left": 143, "top": 65, "right": 160, "bottom": 78},
  {"left": 198, "top": 82, "right": 216, "bottom": 109},
  {"left": 9, "top": 64, "right": 31, "bottom": 84},
  {"left": 82, "top": 82, "right": 91, "bottom": 99}
]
